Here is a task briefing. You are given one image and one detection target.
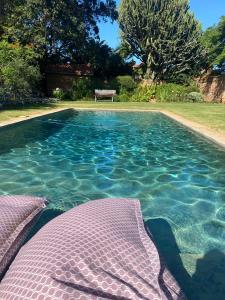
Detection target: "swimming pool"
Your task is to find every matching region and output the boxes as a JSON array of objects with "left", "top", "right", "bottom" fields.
[{"left": 0, "top": 109, "right": 225, "bottom": 298}]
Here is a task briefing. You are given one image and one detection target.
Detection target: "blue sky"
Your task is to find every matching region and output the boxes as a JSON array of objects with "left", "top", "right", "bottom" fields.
[{"left": 99, "top": 0, "right": 225, "bottom": 49}]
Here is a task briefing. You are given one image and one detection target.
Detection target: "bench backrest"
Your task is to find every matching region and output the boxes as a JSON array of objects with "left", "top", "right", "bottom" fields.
[{"left": 95, "top": 89, "right": 116, "bottom": 96}]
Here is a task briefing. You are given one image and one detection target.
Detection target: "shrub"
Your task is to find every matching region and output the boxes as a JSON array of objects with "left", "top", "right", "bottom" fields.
[
  {"left": 155, "top": 83, "right": 200, "bottom": 102},
  {"left": 155, "top": 83, "right": 183, "bottom": 102},
  {"left": 187, "top": 92, "right": 204, "bottom": 102},
  {"left": 114, "top": 81, "right": 201, "bottom": 103},
  {"left": 116, "top": 91, "right": 132, "bottom": 102},
  {"left": 60, "top": 77, "right": 202, "bottom": 103},
  {"left": 116, "top": 75, "right": 136, "bottom": 92},
  {"left": 52, "top": 88, "right": 64, "bottom": 100},
  {"left": 183, "top": 81, "right": 200, "bottom": 93},
  {"left": 105, "top": 78, "right": 120, "bottom": 91},
  {"left": 71, "top": 78, "right": 93, "bottom": 100},
  {"left": 130, "top": 85, "right": 156, "bottom": 102},
  {"left": 0, "top": 40, "right": 41, "bottom": 101}
]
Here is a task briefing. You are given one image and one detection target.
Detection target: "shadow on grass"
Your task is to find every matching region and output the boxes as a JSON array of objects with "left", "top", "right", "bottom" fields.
[
  {"left": 1, "top": 102, "right": 58, "bottom": 111},
  {"left": 145, "top": 218, "right": 225, "bottom": 300}
]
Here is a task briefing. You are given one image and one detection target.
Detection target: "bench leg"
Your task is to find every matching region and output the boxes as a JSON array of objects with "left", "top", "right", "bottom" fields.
[
  {"left": 112, "top": 97, "right": 113, "bottom": 102},
  {"left": 95, "top": 96, "right": 97, "bottom": 102}
]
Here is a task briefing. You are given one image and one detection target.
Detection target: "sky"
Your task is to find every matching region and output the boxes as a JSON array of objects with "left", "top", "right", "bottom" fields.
[{"left": 98, "top": 0, "right": 225, "bottom": 49}]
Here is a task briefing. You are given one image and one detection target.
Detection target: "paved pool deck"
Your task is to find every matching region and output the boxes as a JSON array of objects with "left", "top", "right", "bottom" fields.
[{"left": 0, "top": 106, "right": 225, "bottom": 150}]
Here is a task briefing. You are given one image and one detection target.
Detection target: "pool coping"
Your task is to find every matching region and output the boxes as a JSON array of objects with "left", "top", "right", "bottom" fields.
[
  {"left": 0, "top": 106, "right": 225, "bottom": 150},
  {"left": 0, "top": 108, "right": 71, "bottom": 128},
  {"left": 73, "top": 107, "right": 225, "bottom": 150},
  {"left": 162, "top": 110, "right": 225, "bottom": 150}
]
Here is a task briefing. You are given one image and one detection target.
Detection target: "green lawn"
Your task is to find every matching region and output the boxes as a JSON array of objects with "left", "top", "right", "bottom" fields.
[
  {"left": 0, "top": 103, "right": 58, "bottom": 122},
  {"left": 1, "top": 101, "right": 225, "bottom": 133}
]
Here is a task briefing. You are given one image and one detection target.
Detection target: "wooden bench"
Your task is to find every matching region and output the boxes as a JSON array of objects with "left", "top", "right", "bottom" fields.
[{"left": 95, "top": 90, "right": 117, "bottom": 102}]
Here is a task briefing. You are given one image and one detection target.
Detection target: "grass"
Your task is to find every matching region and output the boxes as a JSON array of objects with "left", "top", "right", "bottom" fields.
[
  {"left": 0, "top": 101, "right": 225, "bottom": 133},
  {"left": 0, "top": 103, "right": 58, "bottom": 122}
]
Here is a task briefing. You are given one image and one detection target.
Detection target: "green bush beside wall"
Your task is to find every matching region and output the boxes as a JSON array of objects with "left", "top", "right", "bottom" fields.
[{"left": 53, "top": 76, "right": 203, "bottom": 103}]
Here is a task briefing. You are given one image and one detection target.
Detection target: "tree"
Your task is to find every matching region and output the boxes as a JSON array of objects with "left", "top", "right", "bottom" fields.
[
  {"left": 0, "top": 0, "right": 19, "bottom": 35},
  {"left": 0, "top": 0, "right": 17, "bottom": 19},
  {"left": 202, "top": 16, "right": 225, "bottom": 69},
  {"left": 119, "top": 0, "right": 206, "bottom": 82},
  {"left": 0, "top": 40, "right": 41, "bottom": 100},
  {"left": 3, "top": 0, "right": 118, "bottom": 62},
  {"left": 80, "top": 41, "right": 132, "bottom": 78}
]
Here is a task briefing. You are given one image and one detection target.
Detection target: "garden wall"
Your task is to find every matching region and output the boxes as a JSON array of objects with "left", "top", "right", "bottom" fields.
[
  {"left": 46, "top": 74, "right": 74, "bottom": 95},
  {"left": 45, "top": 64, "right": 93, "bottom": 95},
  {"left": 197, "top": 75, "right": 225, "bottom": 103}
]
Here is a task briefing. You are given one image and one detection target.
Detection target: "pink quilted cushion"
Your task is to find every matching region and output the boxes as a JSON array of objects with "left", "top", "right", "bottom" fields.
[
  {"left": 0, "top": 195, "right": 46, "bottom": 278},
  {"left": 0, "top": 198, "right": 186, "bottom": 299}
]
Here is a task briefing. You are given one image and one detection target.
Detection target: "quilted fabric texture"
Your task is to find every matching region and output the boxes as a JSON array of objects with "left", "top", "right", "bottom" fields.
[
  {"left": 0, "top": 198, "right": 186, "bottom": 300},
  {"left": 0, "top": 195, "right": 46, "bottom": 279}
]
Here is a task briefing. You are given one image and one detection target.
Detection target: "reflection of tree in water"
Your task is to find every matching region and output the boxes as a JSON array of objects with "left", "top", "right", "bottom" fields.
[{"left": 145, "top": 218, "right": 225, "bottom": 300}]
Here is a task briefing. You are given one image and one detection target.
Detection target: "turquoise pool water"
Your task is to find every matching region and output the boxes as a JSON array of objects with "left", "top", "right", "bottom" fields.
[{"left": 0, "top": 109, "right": 225, "bottom": 298}]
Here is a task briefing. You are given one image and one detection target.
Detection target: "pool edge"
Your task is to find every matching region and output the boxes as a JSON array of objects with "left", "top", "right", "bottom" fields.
[
  {"left": 0, "top": 106, "right": 225, "bottom": 150},
  {"left": 161, "top": 110, "right": 225, "bottom": 150},
  {"left": 72, "top": 107, "right": 225, "bottom": 150},
  {"left": 0, "top": 108, "right": 72, "bottom": 129}
]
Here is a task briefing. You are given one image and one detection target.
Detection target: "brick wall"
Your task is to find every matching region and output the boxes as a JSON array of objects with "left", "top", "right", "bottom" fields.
[
  {"left": 197, "top": 75, "right": 225, "bottom": 103},
  {"left": 45, "top": 64, "right": 93, "bottom": 95}
]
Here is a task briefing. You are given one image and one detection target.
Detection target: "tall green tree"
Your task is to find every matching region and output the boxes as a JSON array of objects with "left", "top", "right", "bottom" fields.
[
  {"left": 202, "top": 16, "right": 225, "bottom": 69},
  {"left": 3, "top": 0, "right": 118, "bottom": 61},
  {"left": 0, "top": 0, "right": 16, "bottom": 19},
  {"left": 0, "top": 0, "right": 19, "bottom": 35},
  {"left": 119, "top": 0, "right": 206, "bottom": 82},
  {"left": 0, "top": 40, "right": 41, "bottom": 100},
  {"left": 80, "top": 41, "right": 132, "bottom": 78}
]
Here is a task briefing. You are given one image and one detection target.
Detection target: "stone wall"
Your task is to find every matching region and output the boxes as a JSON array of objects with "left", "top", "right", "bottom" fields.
[{"left": 197, "top": 75, "right": 225, "bottom": 103}]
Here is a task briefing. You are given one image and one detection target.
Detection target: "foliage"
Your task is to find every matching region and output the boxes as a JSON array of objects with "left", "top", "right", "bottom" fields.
[
  {"left": 202, "top": 16, "right": 225, "bottom": 69},
  {"left": 52, "top": 88, "right": 64, "bottom": 100},
  {"left": 0, "top": 0, "right": 17, "bottom": 26},
  {"left": 0, "top": 40, "right": 41, "bottom": 100},
  {"left": 187, "top": 92, "right": 204, "bottom": 102},
  {"left": 2, "top": 0, "right": 118, "bottom": 62},
  {"left": 155, "top": 83, "right": 200, "bottom": 102},
  {"left": 71, "top": 78, "right": 94, "bottom": 100},
  {"left": 164, "top": 73, "right": 193, "bottom": 85},
  {"left": 63, "top": 77, "right": 201, "bottom": 103},
  {"left": 114, "top": 81, "right": 201, "bottom": 103},
  {"left": 116, "top": 76, "right": 136, "bottom": 92},
  {"left": 65, "top": 77, "right": 135, "bottom": 101},
  {"left": 130, "top": 85, "right": 155, "bottom": 102},
  {"left": 115, "top": 84, "right": 156, "bottom": 103},
  {"left": 117, "top": 41, "right": 133, "bottom": 60},
  {"left": 82, "top": 41, "right": 132, "bottom": 78},
  {"left": 1, "top": 1, "right": 120, "bottom": 92},
  {"left": 115, "top": 92, "right": 132, "bottom": 102},
  {"left": 119, "top": 0, "right": 206, "bottom": 82}
]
